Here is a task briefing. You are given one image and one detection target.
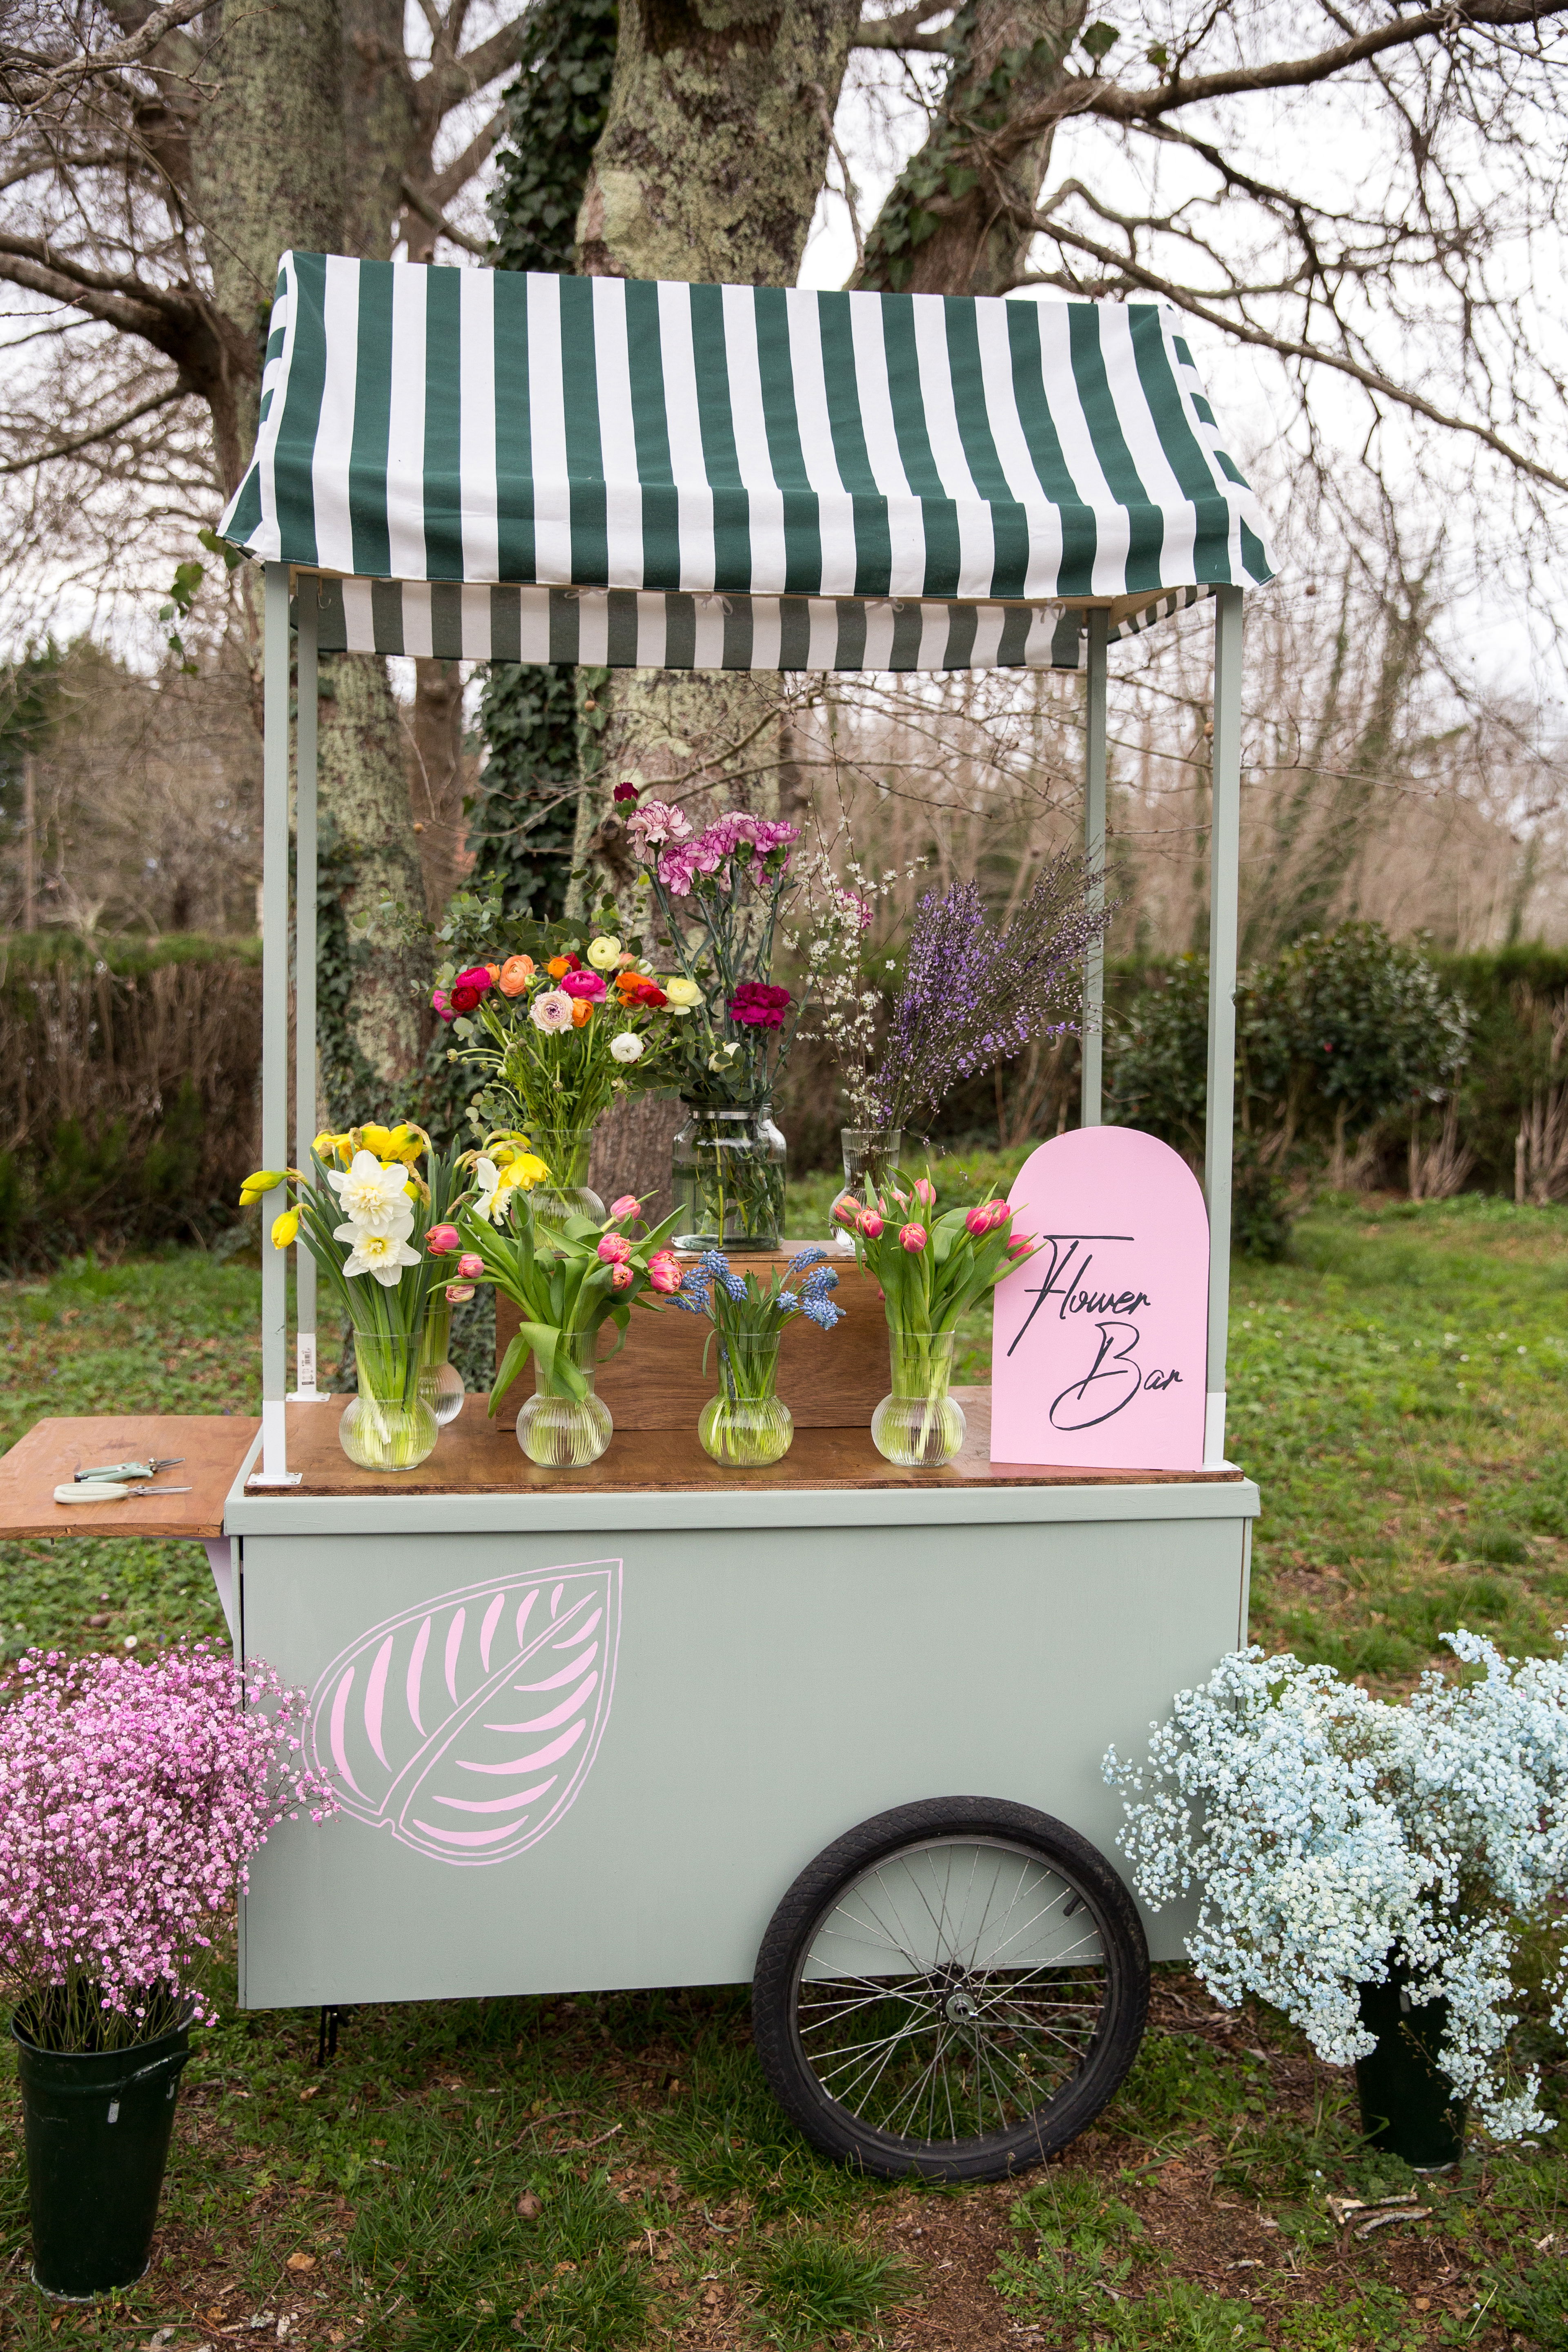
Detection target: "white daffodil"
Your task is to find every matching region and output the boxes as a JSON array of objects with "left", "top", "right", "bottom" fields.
[
  {"left": 341, "top": 1227, "right": 422, "bottom": 1286},
  {"left": 472, "top": 1154, "right": 528, "bottom": 1225},
  {"left": 328, "top": 1149, "right": 414, "bottom": 1233}
]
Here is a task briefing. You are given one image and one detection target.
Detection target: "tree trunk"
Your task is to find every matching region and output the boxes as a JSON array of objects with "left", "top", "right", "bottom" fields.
[
  {"left": 568, "top": 0, "right": 858, "bottom": 1198},
  {"left": 856, "top": 0, "right": 1090, "bottom": 298},
  {"left": 409, "top": 655, "right": 469, "bottom": 913},
  {"left": 190, "top": 0, "right": 427, "bottom": 1094}
]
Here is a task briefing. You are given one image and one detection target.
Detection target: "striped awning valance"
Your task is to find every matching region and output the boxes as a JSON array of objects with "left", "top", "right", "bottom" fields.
[{"left": 222, "top": 255, "right": 1274, "bottom": 672}]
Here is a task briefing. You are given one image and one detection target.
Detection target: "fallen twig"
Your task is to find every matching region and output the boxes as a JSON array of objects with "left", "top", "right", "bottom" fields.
[{"left": 1354, "top": 2207, "right": 1430, "bottom": 2240}]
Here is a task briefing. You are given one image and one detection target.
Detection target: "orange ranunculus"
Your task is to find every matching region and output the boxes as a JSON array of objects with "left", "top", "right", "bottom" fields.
[
  {"left": 546, "top": 953, "right": 581, "bottom": 980},
  {"left": 571, "top": 998, "right": 592, "bottom": 1027},
  {"left": 613, "top": 969, "right": 644, "bottom": 996},
  {"left": 498, "top": 955, "right": 535, "bottom": 996},
  {"left": 485, "top": 964, "right": 501, "bottom": 983}
]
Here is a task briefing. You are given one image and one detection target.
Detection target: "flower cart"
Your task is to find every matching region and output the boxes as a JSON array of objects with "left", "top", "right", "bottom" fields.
[{"left": 0, "top": 257, "right": 1275, "bottom": 2183}]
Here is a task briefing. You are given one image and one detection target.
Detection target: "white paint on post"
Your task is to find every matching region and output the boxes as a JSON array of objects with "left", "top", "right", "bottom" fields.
[
  {"left": 251, "top": 563, "right": 301, "bottom": 1487},
  {"left": 1080, "top": 609, "right": 1109, "bottom": 1127},
  {"left": 291, "top": 581, "right": 321, "bottom": 1403},
  {"left": 1203, "top": 585, "right": 1244, "bottom": 1465}
]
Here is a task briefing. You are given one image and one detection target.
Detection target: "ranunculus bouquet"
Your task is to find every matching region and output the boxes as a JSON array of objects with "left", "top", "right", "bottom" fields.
[
  {"left": 242, "top": 1122, "right": 474, "bottom": 1470},
  {"left": 0, "top": 1643, "right": 334, "bottom": 2051},
  {"left": 433, "top": 932, "right": 681, "bottom": 1210},
  {"left": 457, "top": 1185, "right": 683, "bottom": 1467},
  {"left": 840, "top": 1173, "right": 1038, "bottom": 1466}
]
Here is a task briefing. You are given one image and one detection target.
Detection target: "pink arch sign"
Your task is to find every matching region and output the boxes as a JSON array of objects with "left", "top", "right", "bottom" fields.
[{"left": 990, "top": 1127, "right": 1209, "bottom": 1471}]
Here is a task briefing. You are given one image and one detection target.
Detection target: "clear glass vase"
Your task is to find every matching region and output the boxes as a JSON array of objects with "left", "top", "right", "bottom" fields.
[
  {"left": 530, "top": 1127, "right": 606, "bottom": 1241},
  {"left": 828, "top": 1125, "right": 903, "bottom": 1251},
  {"left": 673, "top": 1102, "right": 786, "bottom": 1253},
  {"left": 517, "top": 1327, "right": 612, "bottom": 1468},
  {"left": 698, "top": 1330, "right": 793, "bottom": 1468},
  {"left": 416, "top": 1296, "right": 465, "bottom": 1426},
  {"left": 871, "top": 1327, "right": 967, "bottom": 1468},
  {"left": 339, "top": 1327, "right": 440, "bottom": 1472}
]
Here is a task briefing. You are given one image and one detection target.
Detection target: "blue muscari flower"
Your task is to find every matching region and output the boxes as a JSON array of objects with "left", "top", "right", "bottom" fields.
[
  {"left": 802, "top": 1295, "right": 844, "bottom": 1330},
  {"left": 800, "top": 1265, "right": 838, "bottom": 1299},
  {"left": 698, "top": 1248, "right": 732, "bottom": 1279},
  {"left": 776, "top": 1289, "right": 799, "bottom": 1312},
  {"left": 718, "top": 1271, "right": 748, "bottom": 1301},
  {"left": 668, "top": 1291, "right": 708, "bottom": 1316},
  {"left": 786, "top": 1245, "right": 828, "bottom": 1275}
]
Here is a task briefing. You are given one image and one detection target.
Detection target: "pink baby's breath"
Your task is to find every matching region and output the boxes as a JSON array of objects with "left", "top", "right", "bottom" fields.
[{"left": 0, "top": 1642, "right": 336, "bottom": 2049}]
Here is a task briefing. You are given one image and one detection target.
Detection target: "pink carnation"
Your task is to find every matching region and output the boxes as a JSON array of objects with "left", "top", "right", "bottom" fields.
[{"left": 626, "top": 797, "right": 692, "bottom": 853}]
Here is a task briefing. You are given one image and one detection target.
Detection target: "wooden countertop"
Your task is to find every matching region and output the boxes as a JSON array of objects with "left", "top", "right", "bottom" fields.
[
  {"left": 271, "top": 1386, "right": 1245, "bottom": 1498},
  {"left": 0, "top": 1396, "right": 1244, "bottom": 1540},
  {"left": 0, "top": 1414, "right": 259, "bottom": 1540}
]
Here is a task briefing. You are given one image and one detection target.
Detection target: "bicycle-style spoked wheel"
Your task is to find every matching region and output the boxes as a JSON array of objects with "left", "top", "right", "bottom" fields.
[{"left": 753, "top": 1797, "right": 1149, "bottom": 2182}]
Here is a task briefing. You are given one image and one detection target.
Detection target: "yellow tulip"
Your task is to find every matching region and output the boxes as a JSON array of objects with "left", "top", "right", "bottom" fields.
[{"left": 271, "top": 1205, "right": 302, "bottom": 1250}]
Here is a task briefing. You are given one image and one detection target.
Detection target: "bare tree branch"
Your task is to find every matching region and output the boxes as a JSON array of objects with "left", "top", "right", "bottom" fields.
[
  {"left": 1008, "top": 214, "right": 1568, "bottom": 496},
  {"left": 398, "top": 172, "right": 486, "bottom": 256},
  {"left": 0, "top": 378, "right": 189, "bottom": 474},
  {"left": 1, "top": 0, "right": 209, "bottom": 113}
]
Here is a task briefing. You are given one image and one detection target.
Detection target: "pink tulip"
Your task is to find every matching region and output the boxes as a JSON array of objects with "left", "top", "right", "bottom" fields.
[
  {"left": 648, "top": 1256, "right": 681, "bottom": 1294},
  {"left": 985, "top": 1199, "right": 1011, "bottom": 1230},
  {"left": 858, "top": 1209, "right": 884, "bottom": 1239},
  {"left": 597, "top": 1234, "right": 633, "bottom": 1264},
  {"left": 445, "top": 1282, "right": 475, "bottom": 1304},
  {"left": 964, "top": 1206, "right": 991, "bottom": 1236},
  {"left": 831, "top": 1196, "right": 860, "bottom": 1225},
  {"left": 457, "top": 1252, "right": 484, "bottom": 1278},
  {"left": 899, "top": 1223, "right": 927, "bottom": 1252},
  {"left": 426, "top": 1224, "right": 460, "bottom": 1254},
  {"left": 913, "top": 1177, "right": 936, "bottom": 1207},
  {"left": 609, "top": 1194, "right": 641, "bottom": 1219},
  {"left": 1005, "top": 1235, "right": 1031, "bottom": 1257},
  {"left": 610, "top": 1261, "right": 634, "bottom": 1290}
]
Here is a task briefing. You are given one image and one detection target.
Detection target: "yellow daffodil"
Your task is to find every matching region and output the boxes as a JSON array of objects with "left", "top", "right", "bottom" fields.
[
  {"left": 314, "top": 1129, "right": 356, "bottom": 1167},
  {"left": 239, "top": 1169, "right": 288, "bottom": 1206},
  {"left": 271, "top": 1205, "right": 302, "bottom": 1250},
  {"left": 503, "top": 1153, "right": 550, "bottom": 1191},
  {"left": 362, "top": 1121, "right": 425, "bottom": 1165}
]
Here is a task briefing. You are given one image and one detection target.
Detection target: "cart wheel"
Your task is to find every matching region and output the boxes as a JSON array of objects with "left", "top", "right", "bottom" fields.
[{"left": 752, "top": 1796, "right": 1149, "bottom": 2183}]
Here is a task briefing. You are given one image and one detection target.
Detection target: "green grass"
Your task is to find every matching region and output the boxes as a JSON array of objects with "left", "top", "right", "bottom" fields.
[{"left": 3, "top": 1197, "right": 1567, "bottom": 2350}]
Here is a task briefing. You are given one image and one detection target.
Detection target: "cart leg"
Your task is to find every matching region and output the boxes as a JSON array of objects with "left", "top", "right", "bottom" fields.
[
  {"left": 1080, "top": 609, "right": 1109, "bottom": 1129},
  {"left": 290, "top": 581, "right": 321, "bottom": 1403},
  {"left": 251, "top": 561, "right": 301, "bottom": 1487}
]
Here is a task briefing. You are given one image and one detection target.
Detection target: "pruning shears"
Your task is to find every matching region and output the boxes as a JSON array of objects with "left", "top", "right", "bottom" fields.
[
  {"left": 73, "top": 1458, "right": 185, "bottom": 1482},
  {"left": 55, "top": 1481, "right": 194, "bottom": 1503}
]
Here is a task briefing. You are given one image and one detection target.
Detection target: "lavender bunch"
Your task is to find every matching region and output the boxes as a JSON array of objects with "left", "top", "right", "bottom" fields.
[{"left": 872, "top": 854, "right": 1114, "bottom": 1130}]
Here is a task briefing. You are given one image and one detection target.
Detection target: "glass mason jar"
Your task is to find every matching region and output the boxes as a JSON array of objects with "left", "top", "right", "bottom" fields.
[
  {"left": 530, "top": 1127, "right": 606, "bottom": 1241},
  {"left": 416, "top": 1295, "right": 465, "bottom": 1426},
  {"left": 828, "top": 1125, "right": 904, "bottom": 1251},
  {"left": 672, "top": 1102, "right": 786, "bottom": 1253},
  {"left": 339, "top": 1327, "right": 440, "bottom": 1473},
  {"left": 871, "top": 1327, "right": 967, "bottom": 1468},
  {"left": 698, "top": 1329, "right": 793, "bottom": 1468},
  {"left": 517, "top": 1327, "right": 612, "bottom": 1469}
]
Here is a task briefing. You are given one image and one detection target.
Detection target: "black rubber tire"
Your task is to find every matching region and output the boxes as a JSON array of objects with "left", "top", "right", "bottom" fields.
[{"left": 752, "top": 1795, "right": 1149, "bottom": 2183}]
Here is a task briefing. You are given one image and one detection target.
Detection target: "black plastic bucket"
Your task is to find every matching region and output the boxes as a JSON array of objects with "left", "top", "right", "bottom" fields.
[
  {"left": 12, "top": 2018, "right": 192, "bottom": 2298},
  {"left": 1354, "top": 1973, "right": 1466, "bottom": 2171}
]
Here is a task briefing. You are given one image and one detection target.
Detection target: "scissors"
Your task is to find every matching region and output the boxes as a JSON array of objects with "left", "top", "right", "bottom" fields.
[
  {"left": 74, "top": 1458, "right": 186, "bottom": 1482},
  {"left": 55, "top": 1481, "right": 194, "bottom": 1503}
]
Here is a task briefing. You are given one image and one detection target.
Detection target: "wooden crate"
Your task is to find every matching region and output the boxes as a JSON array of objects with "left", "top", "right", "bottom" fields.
[{"left": 493, "top": 1249, "right": 890, "bottom": 1428}]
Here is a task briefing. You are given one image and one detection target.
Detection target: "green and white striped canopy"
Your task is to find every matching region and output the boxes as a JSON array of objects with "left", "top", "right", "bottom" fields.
[{"left": 220, "top": 252, "right": 1274, "bottom": 672}]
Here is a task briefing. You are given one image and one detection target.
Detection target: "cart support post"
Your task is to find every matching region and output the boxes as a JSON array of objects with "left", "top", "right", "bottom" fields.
[
  {"left": 1203, "top": 585, "right": 1244, "bottom": 1466},
  {"left": 290, "top": 581, "right": 321, "bottom": 1401},
  {"left": 1079, "top": 610, "right": 1109, "bottom": 1128},
  {"left": 252, "top": 561, "right": 300, "bottom": 1487}
]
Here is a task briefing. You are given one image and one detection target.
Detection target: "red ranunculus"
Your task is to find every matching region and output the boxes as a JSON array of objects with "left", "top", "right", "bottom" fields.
[
  {"left": 728, "top": 981, "right": 792, "bottom": 1029},
  {"left": 451, "top": 964, "right": 493, "bottom": 1016},
  {"left": 451, "top": 983, "right": 483, "bottom": 1013}
]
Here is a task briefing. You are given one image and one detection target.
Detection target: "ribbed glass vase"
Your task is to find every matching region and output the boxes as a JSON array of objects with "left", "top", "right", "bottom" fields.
[
  {"left": 698, "top": 1330, "right": 793, "bottom": 1468},
  {"left": 870, "top": 1327, "right": 966, "bottom": 1468},
  {"left": 517, "top": 1327, "right": 612, "bottom": 1468},
  {"left": 416, "top": 1296, "right": 465, "bottom": 1426},
  {"left": 339, "top": 1328, "right": 439, "bottom": 1473}
]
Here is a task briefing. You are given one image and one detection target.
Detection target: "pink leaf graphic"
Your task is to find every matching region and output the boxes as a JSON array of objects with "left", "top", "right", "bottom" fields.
[{"left": 307, "top": 1561, "right": 621, "bottom": 1866}]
